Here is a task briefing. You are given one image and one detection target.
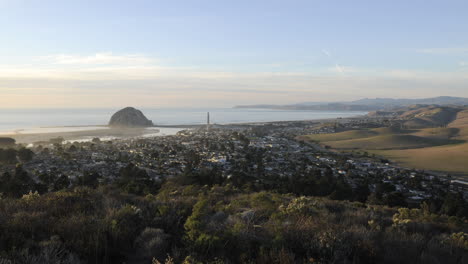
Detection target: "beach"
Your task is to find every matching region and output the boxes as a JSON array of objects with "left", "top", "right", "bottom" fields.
[{"left": 0, "top": 127, "right": 184, "bottom": 144}]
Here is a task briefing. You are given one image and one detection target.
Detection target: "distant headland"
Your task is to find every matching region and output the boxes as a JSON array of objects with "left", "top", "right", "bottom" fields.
[{"left": 234, "top": 96, "right": 468, "bottom": 111}]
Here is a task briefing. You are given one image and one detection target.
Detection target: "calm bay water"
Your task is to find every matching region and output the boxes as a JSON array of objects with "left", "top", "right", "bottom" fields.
[{"left": 0, "top": 108, "right": 366, "bottom": 134}]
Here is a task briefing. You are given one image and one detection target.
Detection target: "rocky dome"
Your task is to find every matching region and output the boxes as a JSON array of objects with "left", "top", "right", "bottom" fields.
[{"left": 108, "top": 107, "right": 153, "bottom": 127}]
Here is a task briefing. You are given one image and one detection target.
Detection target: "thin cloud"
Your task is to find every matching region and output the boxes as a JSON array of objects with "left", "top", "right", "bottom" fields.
[
  {"left": 327, "top": 65, "right": 361, "bottom": 75},
  {"left": 1, "top": 71, "right": 467, "bottom": 108},
  {"left": 1, "top": 53, "right": 468, "bottom": 108},
  {"left": 417, "top": 47, "right": 468, "bottom": 54},
  {"left": 335, "top": 64, "right": 344, "bottom": 74},
  {"left": 40, "top": 53, "right": 155, "bottom": 65},
  {"left": 322, "top": 49, "right": 331, "bottom": 57},
  {"left": 322, "top": 49, "right": 345, "bottom": 75},
  {"left": 0, "top": 52, "right": 312, "bottom": 81}
]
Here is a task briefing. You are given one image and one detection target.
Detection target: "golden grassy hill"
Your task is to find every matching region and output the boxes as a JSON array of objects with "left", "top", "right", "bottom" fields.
[
  {"left": 304, "top": 126, "right": 414, "bottom": 143},
  {"left": 302, "top": 107, "right": 468, "bottom": 177},
  {"left": 301, "top": 130, "right": 378, "bottom": 142},
  {"left": 323, "top": 134, "right": 453, "bottom": 150},
  {"left": 411, "top": 127, "right": 460, "bottom": 139},
  {"left": 370, "top": 143, "right": 468, "bottom": 176},
  {"left": 449, "top": 109, "right": 468, "bottom": 128},
  {"left": 400, "top": 106, "right": 461, "bottom": 128},
  {"left": 371, "top": 126, "right": 414, "bottom": 134}
]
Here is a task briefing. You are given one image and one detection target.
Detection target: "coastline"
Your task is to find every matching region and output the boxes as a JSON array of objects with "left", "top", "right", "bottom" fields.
[
  {"left": 0, "top": 127, "right": 164, "bottom": 144},
  {"left": 0, "top": 113, "right": 370, "bottom": 144}
]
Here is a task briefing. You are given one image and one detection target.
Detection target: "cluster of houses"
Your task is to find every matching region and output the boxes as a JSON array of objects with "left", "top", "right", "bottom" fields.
[{"left": 10, "top": 121, "right": 467, "bottom": 204}]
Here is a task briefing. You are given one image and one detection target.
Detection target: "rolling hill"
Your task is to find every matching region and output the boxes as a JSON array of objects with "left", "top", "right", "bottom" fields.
[
  {"left": 235, "top": 96, "right": 468, "bottom": 111},
  {"left": 412, "top": 127, "right": 460, "bottom": 139},
  {"left": 301, "top": 130, "right": 378, "bottom": 142},
  {"left": 449, "top": 109, "right": 468, "bottom": 128},
  {"left": 323, "top": 134, "right": 453, "bottom": 150},
  {"left": 371, "top": 143, "right": 468, "bottom": 176},
  {"left": 301, "top": 106, "right": 468, "bottom": 176},
  {"left": 399, "top": 106, "right": 462, "bottom": 128}
]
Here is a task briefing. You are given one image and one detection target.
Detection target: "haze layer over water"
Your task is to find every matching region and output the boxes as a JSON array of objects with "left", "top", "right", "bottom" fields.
[{"left": 0, "top": 108, "right": 366, "bottom": 134}]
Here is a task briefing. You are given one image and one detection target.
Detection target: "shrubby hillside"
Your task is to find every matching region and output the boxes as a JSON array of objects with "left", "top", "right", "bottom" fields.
[{"left": 0, "top": 170, "right": 467, "bottom": 264}]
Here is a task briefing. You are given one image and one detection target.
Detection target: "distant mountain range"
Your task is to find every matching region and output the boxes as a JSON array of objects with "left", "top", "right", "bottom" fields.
[{"left": 234, "top": 96, "right": 468, "bottom": 111}]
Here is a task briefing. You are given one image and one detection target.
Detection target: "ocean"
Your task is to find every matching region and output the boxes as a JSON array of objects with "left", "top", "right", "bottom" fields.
[{"left": 0, "top": 108, "right": 366, "bottom": 134}]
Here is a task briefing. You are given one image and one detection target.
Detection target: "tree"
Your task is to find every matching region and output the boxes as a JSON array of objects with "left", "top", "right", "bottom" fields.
[
  {"left": 39, "top": 172, "right": 55, "bottom": 188},
  {"left": 353, "top": 182, "right": 370, "bottom": 202},
  {"left": 0, "top": 148, "right": 17, "bottom": 164},
  {"left": 108, "top": 204, "right": 144, "bottom": 253},
  {"left": 117, "top": 163, "right": 156, "bottom": 195},
  {"left": 68, "top": 145, "right": 78, "bottom": 152},
  {"left": 329, "top": 176, "right": 353, "bottom": 201},
  {"left": 184, "top": 197, "right": 223, "bottom": 256},
  {"left": 375, "top": 182, "right": 395, "bottom": 198},
  {"left": 0, "top": 137, "right": 15, "bottom": 147},
  {"left": 77, "top": 172, "right": 100, "bottom": 188},
  {"left": 0, "top": 164, "right": 34, "bottom": 197},
  {"left": 383, "top": 192, "right": 407, "bottom": 207},
  {"left": 54, "top": 174, "right": 71, "bottom": 190},
  {"left": 0, "top": 171, "right": 13, "bottom": 194},
  {"left": 441, "top": 192, "right": 468, "bottom": 217},
  {"left": 17, "top": 148, "right": 34, "bottom": 162},
  {"left": 134, "top": 228, "right": 171, "bottom": 261},
  {"left": 316, "top": 168, "right": 335, "bottom": 196},
  {"left": 50, "top": 137, "right": 64, "bottom": 145}
]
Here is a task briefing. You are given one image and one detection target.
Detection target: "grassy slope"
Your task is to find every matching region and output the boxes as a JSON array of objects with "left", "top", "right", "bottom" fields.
[
  {"left": 449, "top": 109, "right": 468, "bottom": 128},
  {"left": 369, "top": 143, "right": 468, "bottom": 176},
  {"left": 411, "top": 127, "right": 460, "bottom": 139},
  {"left": 323, "top": 135, "right": 452, "bottom": 150},
  {"left": 371, "top": 127, "right": 414, "bottom": 134},
  {"left": 372, "top": 125, "right": 468, "bottom": 175},
  {"left": 402, "top": 106, "right": 461, "bottom": 128},
  {"left": 303, "top": 109, "right": 468, "bottom": 176},
  {"left": 302, "top": 129, "right": 378, "bottom": 142}
]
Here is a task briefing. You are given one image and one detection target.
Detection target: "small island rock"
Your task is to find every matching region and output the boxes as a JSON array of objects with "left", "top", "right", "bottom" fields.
[{"left": 109, "top": 107, "right": 153, "bottom": 127}]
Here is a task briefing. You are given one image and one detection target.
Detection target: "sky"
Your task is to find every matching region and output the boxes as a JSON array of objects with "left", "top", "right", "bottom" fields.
[{"left": 0, "top": 0, "right": 468, "bottom": 108}]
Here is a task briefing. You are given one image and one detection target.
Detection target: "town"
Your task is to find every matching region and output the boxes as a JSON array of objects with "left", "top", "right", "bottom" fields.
[
  {"left": 1, "top": 119, "right": 468, "bottom": 263},
  {"left": 2, "top": 118, "right": 467, "bottom": 211}
]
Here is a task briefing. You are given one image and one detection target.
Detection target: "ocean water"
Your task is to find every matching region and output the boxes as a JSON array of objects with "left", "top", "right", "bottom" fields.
[{"left": 0, "top": 108, "right": 366, "bottom": 134}]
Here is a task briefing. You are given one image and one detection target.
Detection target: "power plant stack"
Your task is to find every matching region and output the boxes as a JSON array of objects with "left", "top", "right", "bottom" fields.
[{"left": 207, "top": 112, "right": 210, "bottom": 132}]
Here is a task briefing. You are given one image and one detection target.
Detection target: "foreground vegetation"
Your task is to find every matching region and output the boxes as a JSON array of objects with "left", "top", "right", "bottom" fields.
[{"left": 0, "top": 167, "right": 467, "bottom": 264}]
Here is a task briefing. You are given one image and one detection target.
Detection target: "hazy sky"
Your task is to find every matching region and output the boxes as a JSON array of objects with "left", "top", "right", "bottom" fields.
[{"left": 1, "top": 0, "right": 468, "bottom": 108}]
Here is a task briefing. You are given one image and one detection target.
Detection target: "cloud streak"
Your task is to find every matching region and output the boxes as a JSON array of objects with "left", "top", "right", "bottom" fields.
[
  {"left": 322, "top": 49, "right": 331, "bottom": 57},
  {"left": 334, "top": 64, "right": 343, "bottom": 74},
  {"left": 1, "top": 53, "right": 468, "bottom": 108},
  {"left": 42, "top": 53, "right": 155, "bottom": 65},
  {"left": 417, "top": 47, "right": 468, "bottom": 54}
]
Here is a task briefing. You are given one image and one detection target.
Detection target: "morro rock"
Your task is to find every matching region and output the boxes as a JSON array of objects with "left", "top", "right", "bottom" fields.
[{"left": 109, "top": 107, "right": 153, "bottom": 127}]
